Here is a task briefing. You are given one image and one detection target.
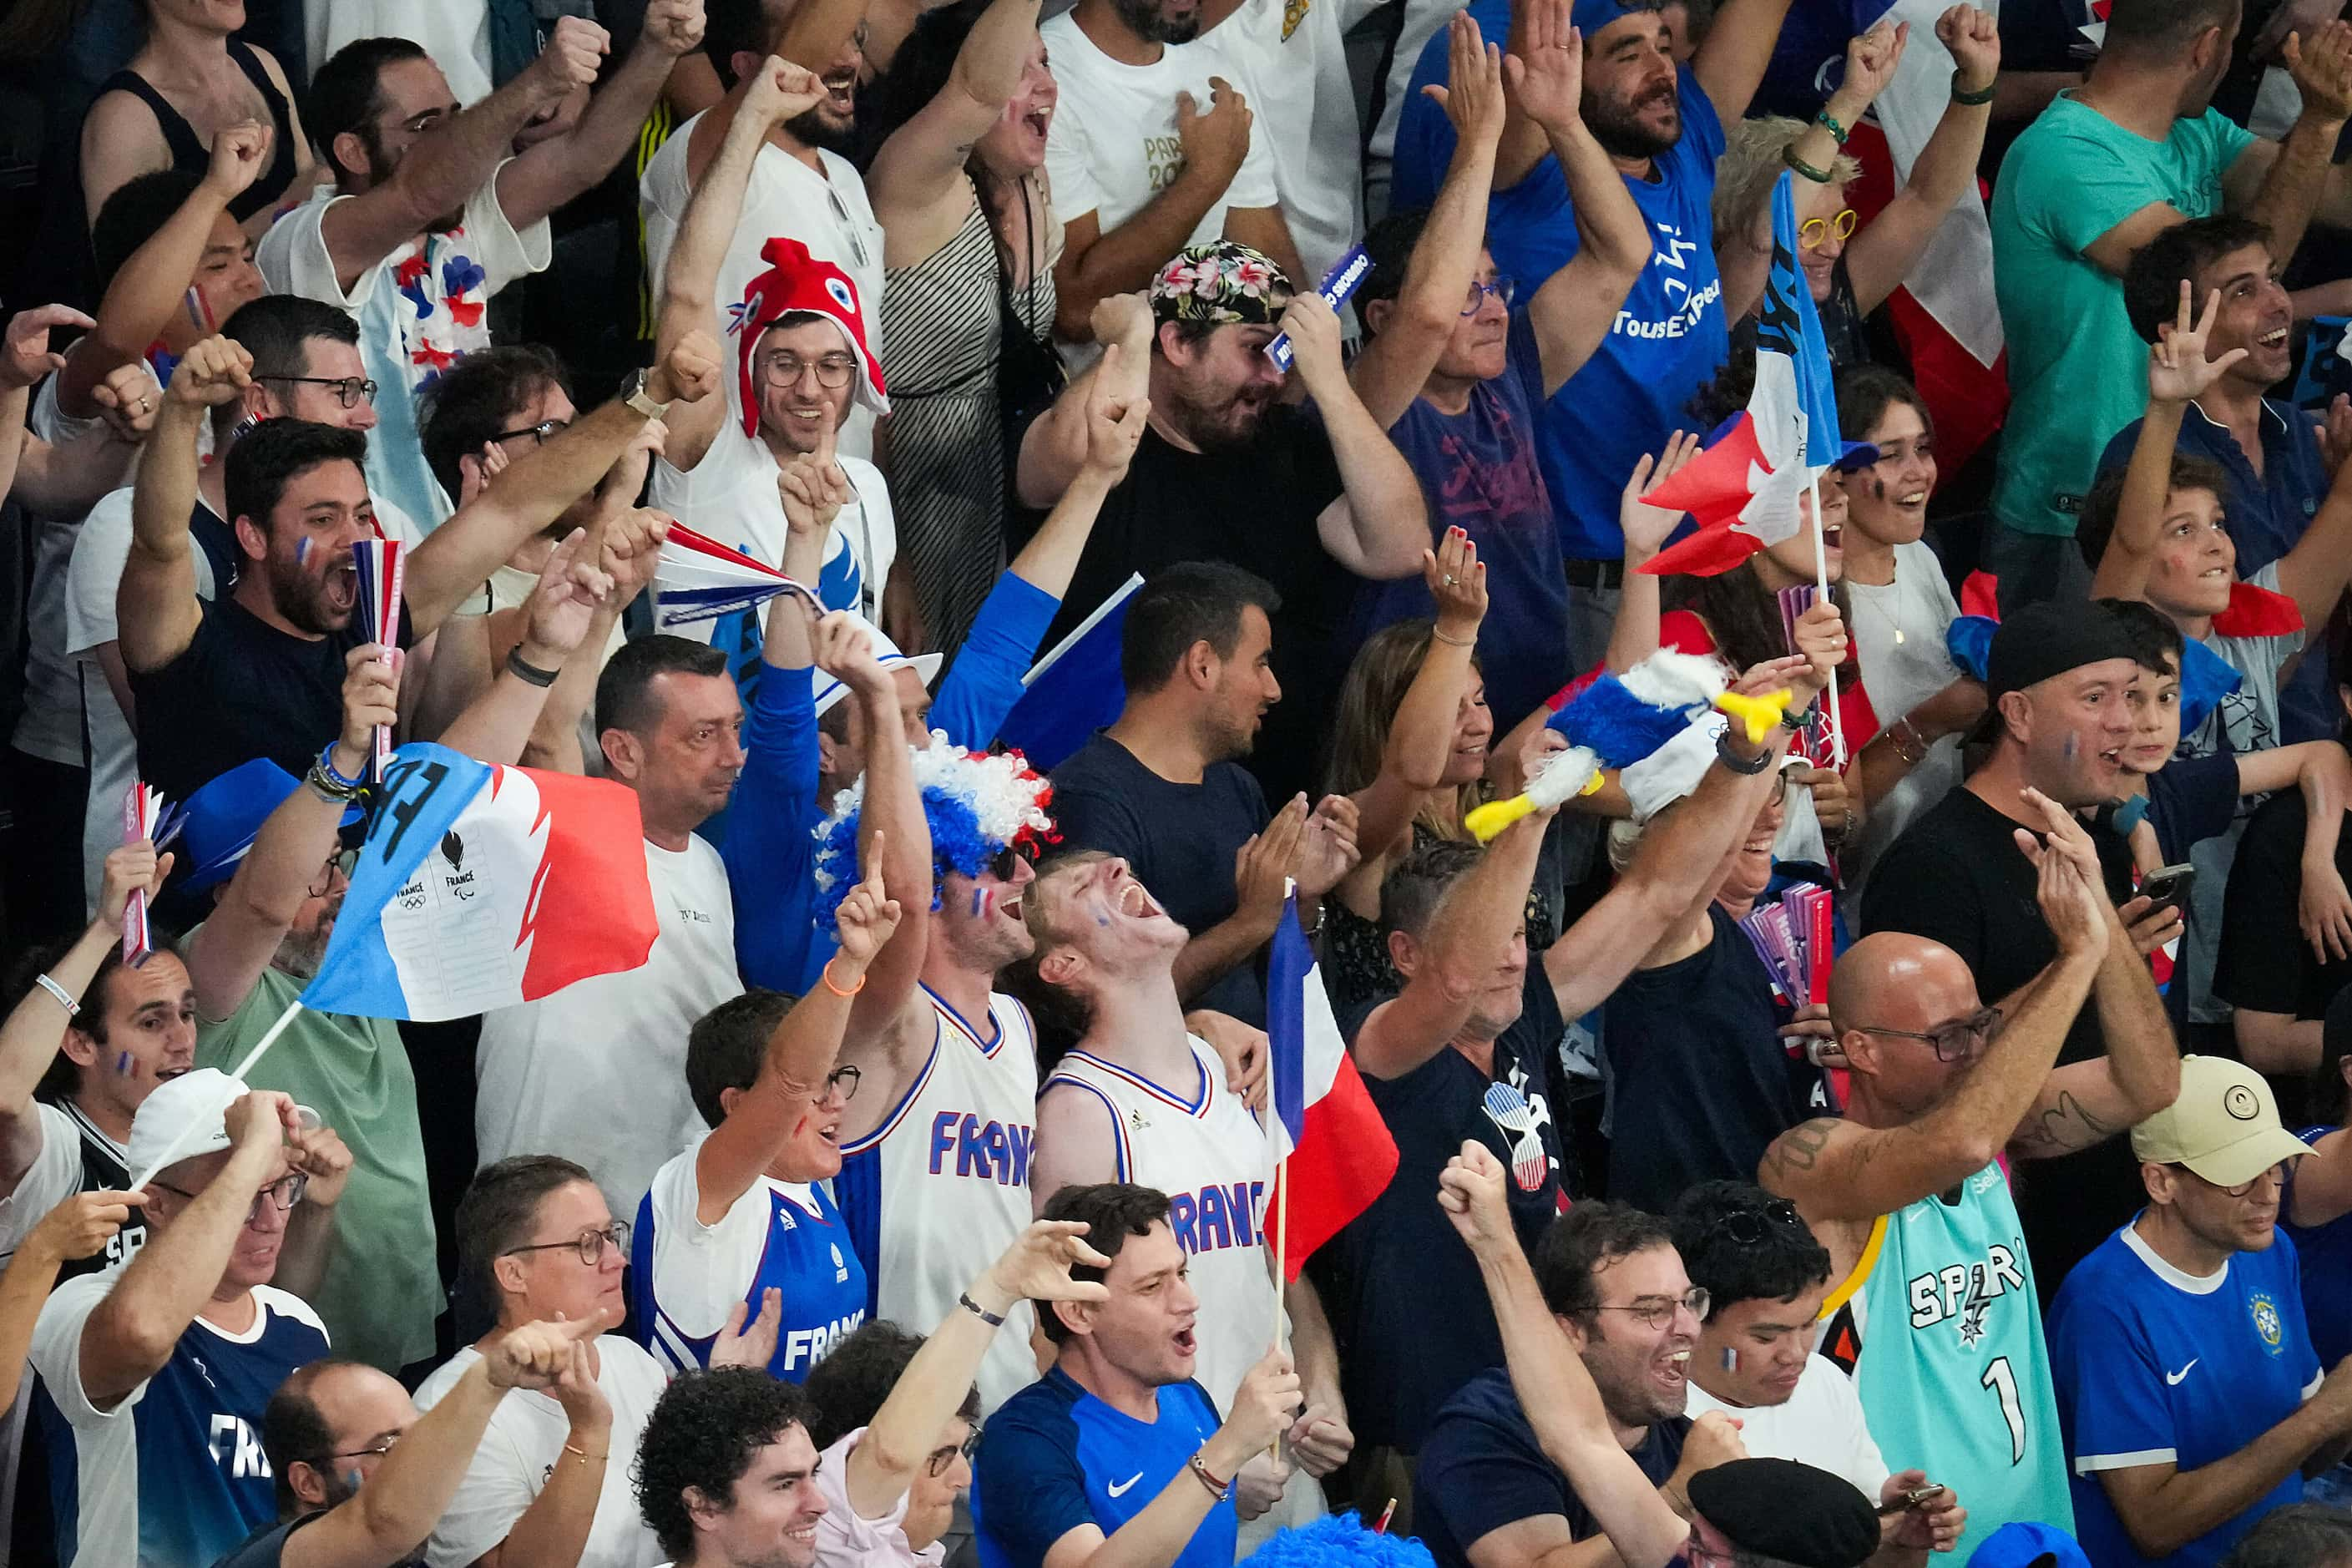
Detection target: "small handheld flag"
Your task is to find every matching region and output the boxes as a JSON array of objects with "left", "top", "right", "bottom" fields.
[
  {"left": 350, "top": 539, "right": 403, "bottom": 782},
  {"left": 119, "top": 781, "right": 185, "bottom": 965},
  {"left": 1267, "top": 247, "right": 1372, "bottom": 372},
  {"left": 652, "top": 524, "right": 824, "bottom": 630},
  {"left": 997, "top": 573, "right": 1144, "bottom": 771}
]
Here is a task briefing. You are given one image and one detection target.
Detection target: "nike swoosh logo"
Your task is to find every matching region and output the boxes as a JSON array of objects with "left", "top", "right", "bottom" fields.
[
  {"left": 2167, "top": 1359, "right": 2199, "bottom": 1385},
  {"left": 1107, "top": 1473, "right": 1143, "bottom": 1497}
]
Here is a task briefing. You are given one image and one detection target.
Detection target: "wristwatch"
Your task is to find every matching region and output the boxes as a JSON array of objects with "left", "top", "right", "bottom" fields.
[{"left": 623, "top": 367, "right": 671, "bottom": 422}]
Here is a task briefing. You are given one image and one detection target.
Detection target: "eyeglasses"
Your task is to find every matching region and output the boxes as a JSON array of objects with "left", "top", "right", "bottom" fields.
[
  {"left": 306, "top": 848, "right": 358, "bottom": 900},
  {"left": 258, "top": 374, "right": 378, "bottom": 408},
  {"left": 761, "top": 352, "right": 858, "bottom": 390},
  {"left": 1462, "top": 276, "right": 1517, "bottom": 316},
  {"left": 502, "top": 1219, "right": 630, "bottom": 1267},
  {"left": 322, "top": 1434, "right": 400, "bottom": 1463},
  {"left": 1799, "top": 210, "right": 1859, "bottom": 250},
  {"left": 1595, "top": 1287, "right": 1710, "bottom": 1328},
  {"left": 490, "top": 418, "right": 572, "bottom": 446},
  {"left": 2178, "top": 1161, "right": 2292, "bottom": 1198},
  {"left": 989, "top": 842, "right": 1038, "bottom": 883},
  {"left": 152, "top": 1172, "right": 308, "bottom": 1226},
  {"left": 925, "top": 1425, "right": 981, "bottom": 1477},
  {"left": 1855, "top": 1006, "right": 2003, "bottom": 1063},
  {"left": 820, "top": 1065, "right": 862, "bottom": 1105},
  {"left": 1708, "top": 1198, "right": 1805, "bottom": 1246}
]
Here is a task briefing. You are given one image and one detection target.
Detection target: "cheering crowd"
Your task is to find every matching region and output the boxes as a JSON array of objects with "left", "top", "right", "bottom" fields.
[{"left": 3, "top": 0, "right": 2352, "bottom": 1561}]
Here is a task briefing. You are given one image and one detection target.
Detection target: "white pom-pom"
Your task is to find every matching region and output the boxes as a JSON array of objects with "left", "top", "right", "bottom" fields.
[
  {"left": 1524, "top": 746, "right": 1601, "bottom": 809},
  {"left": 1618, "top": 649, "right": 1728, "bottom": 711}
]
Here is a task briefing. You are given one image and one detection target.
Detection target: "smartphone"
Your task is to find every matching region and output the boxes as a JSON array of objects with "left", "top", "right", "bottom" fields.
[
  {"left": 2140, "top": 863, "right": 2197, "bottom": 914},
  {"left": 1877, "top": 1485, "right": 1948, "bottom": 1516}
]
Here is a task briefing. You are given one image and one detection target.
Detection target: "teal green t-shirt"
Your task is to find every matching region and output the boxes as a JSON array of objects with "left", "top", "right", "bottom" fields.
[
  {"left": 195, "top": 949, "right": 440, "bottom": 1374},
  {"left": 1989, "top": 97, "right": 2254, "bottom": 536}
]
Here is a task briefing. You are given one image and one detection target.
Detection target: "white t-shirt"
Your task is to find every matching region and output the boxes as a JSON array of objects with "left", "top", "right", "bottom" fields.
[
  {"left": 12, "top": 378, "right": 108, "bottom": 771},
  {"left": 1039, "top": 13, "right": 1281, "bottom": 349},
  {"left": 1683, "top": 1353, "right": 1893, "bottom": 1500},
  {"left": 1844, "top": 539, "right": 1966, "bottom": 900},
  {"left": 258, "top": 165, "right": 550, "bottom": 532},
  {"left": 473, "top": 832, "right": 743, "bottom": 1225},
  {"left": 1204, "top": 0, "right": 1366, "bottom": 286},
  {"left": 412, "top": 1337, "right": 670, "bottom": 1568},
  {"left": 308, "top": 1, "right": 493, "bottom": 107},
  {"left": 640, "top": 117, "right": 883, "bottom": 463},
  {"left": 61, "top": 481, "right": 422, "bottom": 915},
  {"left": 0, "top": 1102, "right": 87, "bottom": 1261},
  {"left": 815, "top": 1427, "right": 945, "bottom": 1568},
  {"left": 649, "top": 432, "right": 896, "bottom": 631}
]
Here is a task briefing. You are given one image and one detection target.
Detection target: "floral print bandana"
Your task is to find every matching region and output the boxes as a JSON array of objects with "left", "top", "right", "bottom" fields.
[{"left": 1149, "top": 241, "right": 1293, "bottom": 328}]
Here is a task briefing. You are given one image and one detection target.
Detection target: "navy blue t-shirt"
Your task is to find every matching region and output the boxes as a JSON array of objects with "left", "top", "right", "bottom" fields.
[
  {"left": 974, "top": 1366, "right": 1235, "bottom": 1568},
  {"left": 1416, "top": 1367, "right": 1689, "bottom": 1568},
  {"left": 1394, "top": 11, "right": 1728, "bottom": 562},
  {"left": 1359, "top": 306, "right": 1569, "bottom": 730},
  {"left": 2145, "top": 752, "right": 2243, "bottom": 867},
  {"left": 1049, "top": 734, "right": 1272, "bottom": 1025},
  {"left": 2285, "top": 1126, "right": 2352, "bottom": 1369},
  {"left": 1323, "top": 1010, "right": 1563, "bottom": 1453},
  {"left": 1602, "top": 905, "right": 1827, "bottom": 1213}
]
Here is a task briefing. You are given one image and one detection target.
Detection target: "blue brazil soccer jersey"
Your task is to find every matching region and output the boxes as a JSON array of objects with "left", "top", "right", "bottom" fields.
[
  {"left": 973, "top": 1366, "right": 1235, "bottom": 1568},
  {"left": 2052, "top": 1222, "right": 2321, "bottom": 1568}
]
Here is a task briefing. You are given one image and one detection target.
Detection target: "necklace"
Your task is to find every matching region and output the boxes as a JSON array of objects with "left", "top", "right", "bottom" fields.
[{"left": 1849, "top": 563, "right": 1905, "bottom": 646}]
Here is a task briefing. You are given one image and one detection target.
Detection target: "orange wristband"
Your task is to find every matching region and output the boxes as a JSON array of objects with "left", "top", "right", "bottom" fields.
[{"left": 822, "top": 959, "right": 866, "bottom": 998}]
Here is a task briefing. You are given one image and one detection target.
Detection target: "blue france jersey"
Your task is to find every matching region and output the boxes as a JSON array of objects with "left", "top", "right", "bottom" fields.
[
  {"left": 2051, "top": 1222, "right": 2322, "bottom": 1568},
  {"left": 973, "top": 1367, "right": 1235, "bottom": 1568},
  {"left": 29, "top": 1277, "right": 329, "bottom": 1567},
  {"left": 633, "top": 1135, "right": 868, "bottom": 1382}
]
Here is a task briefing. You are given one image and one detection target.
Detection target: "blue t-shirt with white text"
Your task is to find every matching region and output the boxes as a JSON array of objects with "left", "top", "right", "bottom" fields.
[{"left": 1394, "top": 6, "right": 1729, "bottom": 561}]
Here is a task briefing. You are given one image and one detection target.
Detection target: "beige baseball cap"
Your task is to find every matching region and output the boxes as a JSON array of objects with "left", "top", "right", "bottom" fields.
[{"left": 2130, "top": 1055, "right": 2314, "bottom": 1189}]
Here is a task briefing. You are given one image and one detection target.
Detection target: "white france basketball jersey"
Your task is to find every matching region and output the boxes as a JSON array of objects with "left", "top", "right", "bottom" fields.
[
  {"left": 837, "top": 986, "right": 1039, "bottom": 1414},
  {"left": 1041, "top": 1038, "right": 1279, "bottom": 1409}
]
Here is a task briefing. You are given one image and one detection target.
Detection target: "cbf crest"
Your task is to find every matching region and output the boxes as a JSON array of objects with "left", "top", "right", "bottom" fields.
[{"left": 2251, "top": 1289, "right": 2286, "bottom": 1355}]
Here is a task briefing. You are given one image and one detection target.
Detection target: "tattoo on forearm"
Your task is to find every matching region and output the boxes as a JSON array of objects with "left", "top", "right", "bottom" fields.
[
  {"left": 1764, "top": 1118, "right": 1842, "bottom": 1178},
  {"left": 2016, "top": 1091, "right": 2116, "bottom": 1155}
]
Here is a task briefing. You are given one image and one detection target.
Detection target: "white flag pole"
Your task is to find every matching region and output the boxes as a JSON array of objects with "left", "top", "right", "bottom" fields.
[
  {"left": 129, "top": 998, "right": 306, "bottom": 1189},
  {"left": 1809, "top": 471, "right": 1847, "bottom": 768}
]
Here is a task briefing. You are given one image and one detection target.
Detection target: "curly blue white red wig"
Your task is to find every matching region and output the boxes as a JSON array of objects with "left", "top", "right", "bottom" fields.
[
  {"left": 1238, "top": 1512, "right": 1436, "bottom": 1568},
  {"left": 809, "top": 736, "right": 1057, "bottom": 928}
]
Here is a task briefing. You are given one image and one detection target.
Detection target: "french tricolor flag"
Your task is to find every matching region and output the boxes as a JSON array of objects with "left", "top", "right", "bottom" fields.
[
  {"left": 1266, "top": 890, "right": 1398, "bottom": 1281},
  {"left": 301, "top": 743, "right": 659, "bottom": 1020}
]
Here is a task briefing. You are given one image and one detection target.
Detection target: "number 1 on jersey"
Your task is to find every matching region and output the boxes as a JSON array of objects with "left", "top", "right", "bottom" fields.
[{"left": 1982, "top": 1354, "right": 2026, "bottom": 1464}]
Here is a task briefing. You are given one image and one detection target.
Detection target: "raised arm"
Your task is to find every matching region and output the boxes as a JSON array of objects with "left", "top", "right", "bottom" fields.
[
  {"left": 2274, "top": 407, "right": 2352, "bottom": 637},
  {"left": 1052, "top": 79, "right": 1251, "bottom": 341},
  {"left": 1691, "top": 0, "right": 1799, "bottom": 120},
  {"left": 2222, "top": 23, "right": 2352, "bottom": 269},
  {"left": 654, "top": 56, "right": 825, "bottom": 471},
  {"left": 405, "top": 334, "right": 719, "bottom": 635},
  {"left": 1287, "top": 295, "right": 1429, "bottom": 580},
  {"left": 1006, "top": 344, "right": 1149, "bottom": 594},
  {"left": 1514, "top": 1, "right": 1653, "bottom": 397},
  {"left": 1353, "top": 14, "right": 1507, "bottom": 430},
  {"left": 79, "top": 1091, "right": 297, "bottom": 1408},
  {"left": 0, "top": 1191, "right": 141, "bottom": 1412},
  {"left": 62, "top": 122, "right": 271, "bottom": 421},
  {"left": 438, "top": 527, "right": 615, "bottom": 764},
  {"left": 0, "top": 844, "right": 168, "bottom": 1187},
  {"left": 497, "top": 2, "right": 706, "bottom": 228},
  {"left": 869, "top": 0, "right": 1046, "bottom": 253},
  {"left": 1014, "top": 295, "right": 1152, "bottom": 507},
  {"left": 1353, "top": 807, "right": 1551, "bottom": 1080},
  {"left": 2089, "top": 284, "right": 2245, "bottom": 604},
  {"left": 1608, "top": 435, "right": 1701, "bottom": 671},
  {"left": 1351, "top": 536, "right": 1487, "bottom": 862},
  {"left": 849, "top": 1222, "right": 1108, "bottom": 1518},
  {"left": 314, "top": 28, "right": 601, "bottom": 294},
  {"left": 1763, "top": 792, "right": 2107, "bottom": 1220},
  {"left": 282, "top": 1314, "right": 613, "bottom": 1568},
  {"left": 119, "top": 338, "right": 247, "bottom": 674},
  {"left": 184, "top": 647, "right": 392, "bottom": 1022},
  {"left": 1845, "top": 9, "right": 1997, "bottom": 316},
  {"left": 696, "top": 857, "right": 899, "bottom": 1220},
  {"left": 1439, "top": 1143, "right": 1701, "bottom": 1568}
]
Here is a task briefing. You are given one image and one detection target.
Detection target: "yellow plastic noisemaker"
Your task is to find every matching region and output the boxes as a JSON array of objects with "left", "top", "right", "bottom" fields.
[
  {"left": 1463, "top": 761, "right": 1606, "bottom": 844},
  {"left": 1714, "top": 686, "right": 1795, "bottom": 746}
]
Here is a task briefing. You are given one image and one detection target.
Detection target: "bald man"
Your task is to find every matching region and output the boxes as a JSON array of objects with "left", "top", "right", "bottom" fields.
[{"left": 1760, "top": 792, "right": 2181, "bottom": 1558}]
